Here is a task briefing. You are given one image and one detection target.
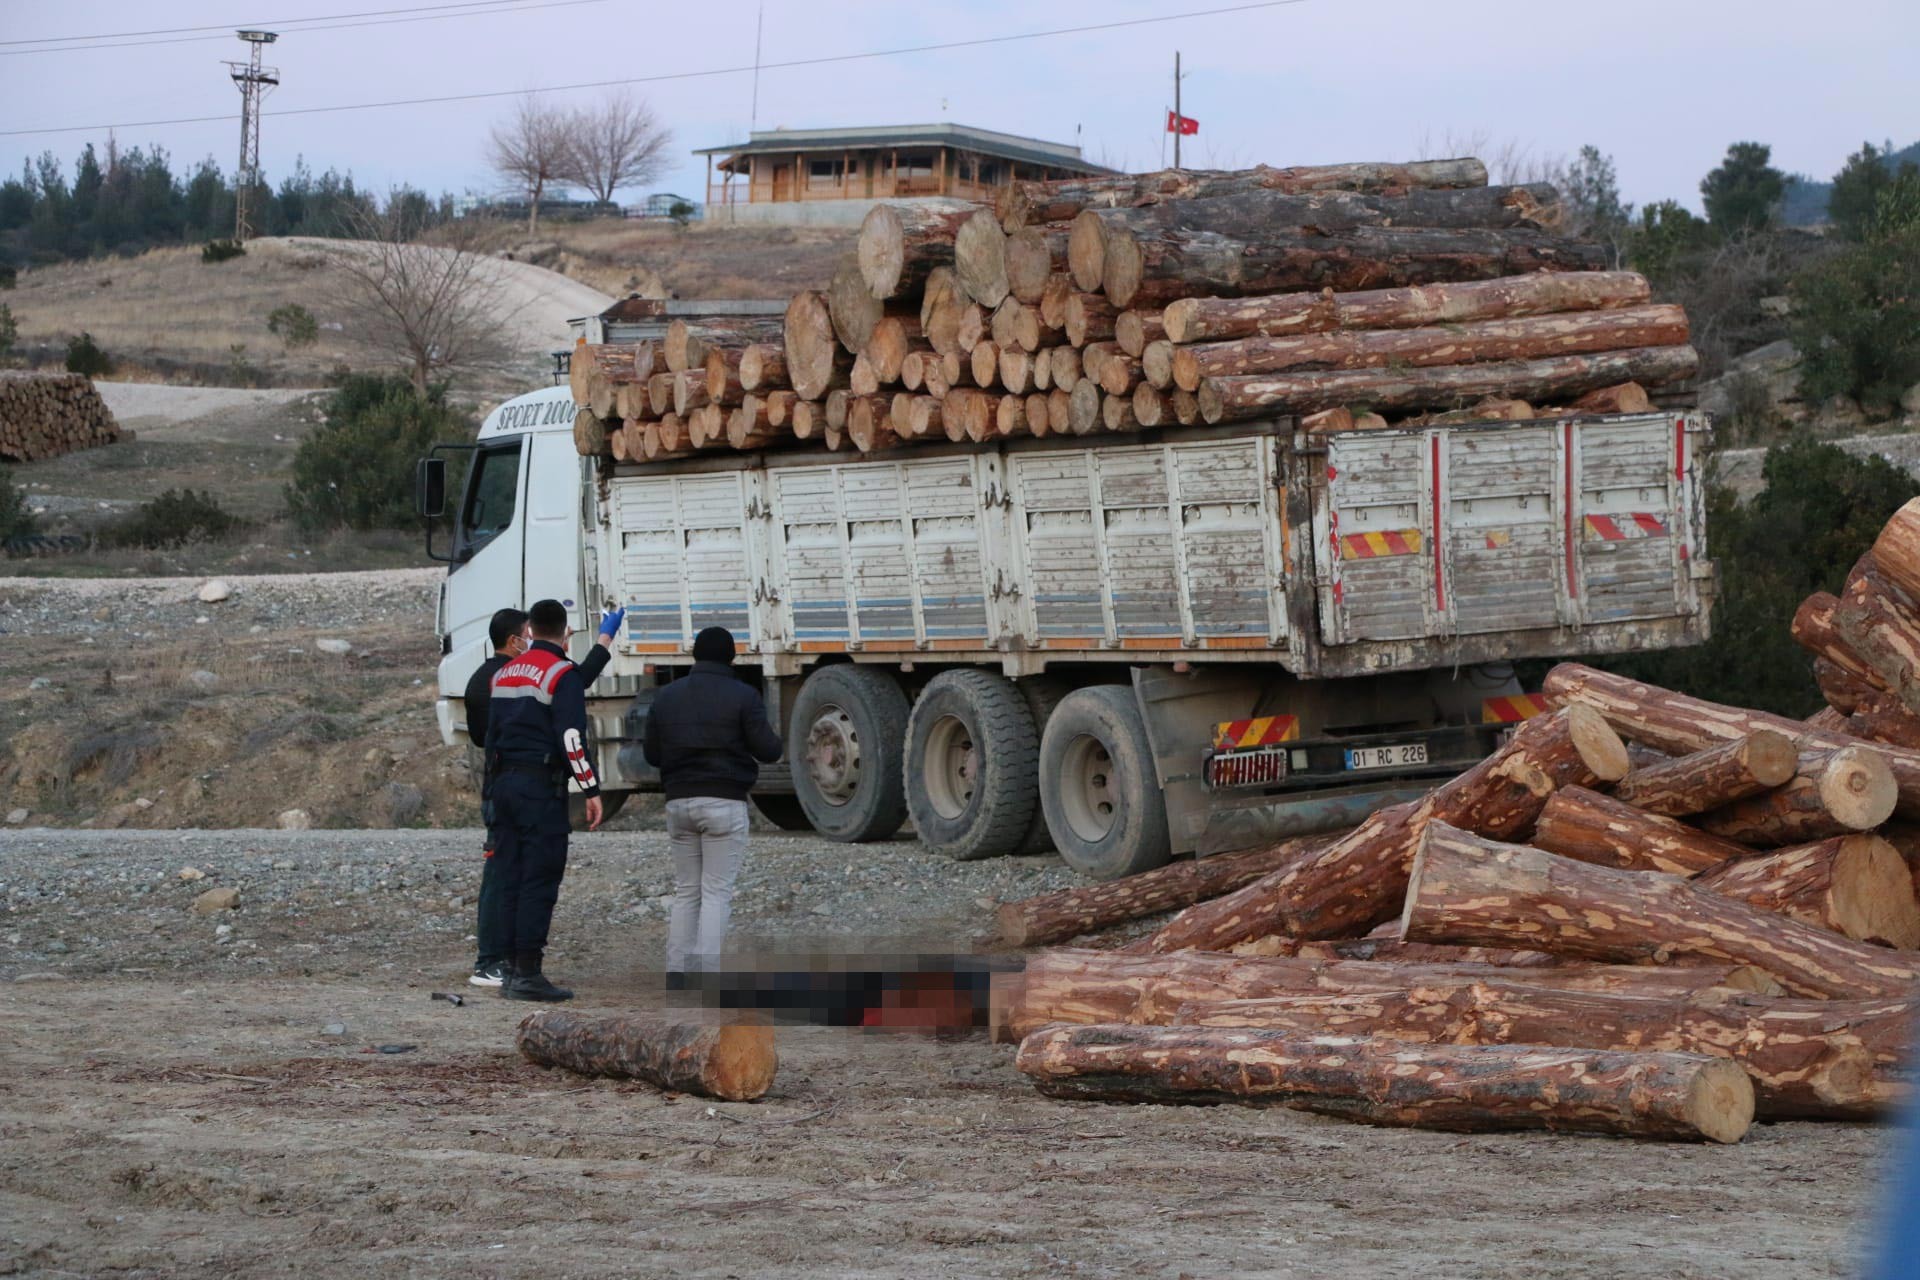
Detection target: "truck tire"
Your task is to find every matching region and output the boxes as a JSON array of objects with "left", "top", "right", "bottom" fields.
[
  {"left": 1039, "top": 685, "right": 1172, "bottom": 880},
  {"left": 1015, "top": 677, "right": 1072, "bottom": 854},
  {"left": 904, "top": 670, "right": 1040, "bottom": 861},
  {"left": 790, "top": 664, "right": 910, "bottom": 842},
  {"left": 752, "top": 795, "right": 814, "bottom": 832}
]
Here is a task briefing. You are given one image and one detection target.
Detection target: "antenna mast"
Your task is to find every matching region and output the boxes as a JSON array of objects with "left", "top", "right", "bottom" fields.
[{"left": 227, "top": 30, "right": 280, "bottom": 242}]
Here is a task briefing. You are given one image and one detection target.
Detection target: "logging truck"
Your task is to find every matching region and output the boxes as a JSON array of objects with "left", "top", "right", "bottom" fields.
[{"left": 419, "top": 384, "right": 1713, "bottom": 880}]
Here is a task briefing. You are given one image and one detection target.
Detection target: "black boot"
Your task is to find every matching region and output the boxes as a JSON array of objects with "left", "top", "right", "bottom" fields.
[{"left": 504, "top": 950, "right": 573, "bottom": 1002}]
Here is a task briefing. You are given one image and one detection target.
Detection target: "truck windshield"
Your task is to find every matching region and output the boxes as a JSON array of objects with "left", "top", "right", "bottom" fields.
[{"left": 457, "top": 442, "right": 521, "bottom": 560}]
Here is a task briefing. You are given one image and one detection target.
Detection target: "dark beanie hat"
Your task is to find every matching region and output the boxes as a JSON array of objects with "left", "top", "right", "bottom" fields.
[{"left": 693, "top": 626, "right": 736, "bottom": 664}]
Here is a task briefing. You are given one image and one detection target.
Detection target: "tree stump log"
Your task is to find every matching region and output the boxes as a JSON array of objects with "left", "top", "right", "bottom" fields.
[
  {"left": 1694, "top": 746, "right": 1897, "bottom": 845},
  {"left": 516, "top": 1010, "right": 777, "bottom": 1102},
  {"left": 1611, "top": 730, "right": 1800, "bottom": 816},
  {"left": 1402, "top": 821, "right": 1920, "bottom": 998},
  {"left": 1694, "top": 834, "right": 1920, "bottom": 947},
  {"left": 1530, "top": 785, "right": 1752, "bottom": 875},
  {"left": 1013, "top": 1024, "right": 1754, "bottom": 1142}
]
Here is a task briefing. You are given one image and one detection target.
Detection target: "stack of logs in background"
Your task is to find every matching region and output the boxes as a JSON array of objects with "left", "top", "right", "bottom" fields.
[
  {"left": 571, "top": 156, "right": 1702, "bottom": 463},
  {"left": 0, "top": 371, "right": 124, "bottom": 463},
  {"left": 980, "top": 498, "right": 1920, "bottom": 1143}
]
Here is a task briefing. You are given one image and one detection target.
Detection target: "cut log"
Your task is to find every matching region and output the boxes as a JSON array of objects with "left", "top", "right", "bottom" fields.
[
  {"left": 1835, "top": 556, "right": 1920, "bottom": 719},
  {"left": 1066, "top": 381, "right": 1102, "bottom": 435},
  {"left": 942, "top": 389, "right": 994, "bottom": 445},
  {"left": 865, "top": 316, "right": 926, "bottom": 384},
  {"left": 1870, "top": 496, "right": 1920, "bottom": 604},
  {"left": 1144, "top": 705, "right": 1629, "bottom": 952},
  {"left": 1064, "top": 292, "right": 1119, "bottom": 348},
  {"left": 1049, "top": 346, "right": 1083, "bottom": 392},
  {"left": 1102, "top": 392, "right": 1140, "bottom": 432},
  {"left": 1115, "top": 309, "right": 1167, "bottom": 358},
  {"left": 846, "top": 396, "right": 898, "bottom": 453},
  {"left": 1140, "top": 340, "right": 1176, "bottom": 389},
  {"left": 997, "top": 157, "right": 1491, "bottom": 230},
  {"left": 994, "top": 946, "right": 1783, "bottom": 1043},
  {"left": 997, "top": 341, "right": 1036, "bottom": 394},
  {"left": 1106, "top": 224, "right": 1608, "bottom": 311},
  {"left": 955, "top": 304, "right": 989, "bottom": 354},
  {"left": 921, "top": 267, "right": 966, "bottom": 356},
  {"left": 1171, "top": 388, "right": 1201, "bottom": 426},
  {"left": 969, "top": 340, "right": 1001, "bottom": 391},
  {"left": 1170, "top": 981, "right": 1877, "bottom": 1120},
  {"left": 1848, "top": 696, "right": 1920, "bottom": 750},
  {"left": 1172, "top": 304, "right": 1689, "bottom": 392},
  {"left": 1025, "top": 393, "right": 1052, "bottom": 436},
  {"left": 898, "top": 395, "right": 943, "bottom": 442},
  {"left": 665, "top": 318, "right": 781, "bottom": 376},
  {"left": 1543, "top": 662, "right": 1920, "bottom": 819},
  {"left": 1198, "top": 347, "right": 1700, "bottom": 424},
  {"left": 671, "top": 370, "right": 709, "bottom": 416},
  {"left": 762, "top": 390, "right": 797, "bottom": 428},
  {"left": 1038, "top": 273, "right": 1074, "bottom": 331},
  {"left": 1005, "top": 226, "right": 1070, "bottom": 303},
  {"left": 1014, "top": 1024, "right": 1752, "bottom": 1142},
  {"left": 608, "top": 423, "right": 634, "bottom": 462},
  {"left": 1030, "top": 344, "right": 1053, "bottom": 389},
  {"left": 953, "top": 209, "right": 1010, "bottom": 308},
  {"left": 1611, "top": 730, "right": 1799, "bottom": 816},
  {"left": 858, "top": 203, "right": 975, "bottom": 299},
  {"left": 900, "top": 350, "right": 929, "bottom": 392},
  {"left": 1694, "top": 746, "right": 1897, "bottom": 845},
  {"left": 1567, "top": 381, "right": 1651, "bottom": 414},
  {"left": 828, "top": 255, "right": 884, "bottom": 353},
  {"left": 655, "top": 412, "right": 687, "bottom": 452},
  {"left": 1794, "top": 591, "right": 1880, "bottom": 684},
  {"left": 790, "top": 399, "right": 819, "bottom": 441},
  {"left": 1081, "top": 341, "right": 1119, "bottom": 386},
  {"left": 1531, "top": 786, "right": 1752, "bottom": 875},
  {"left": 738, "top": 343, "right": 788, "bottom": 392},
  {"left": 1097, "top": 353, "right": 1142, "bottom": 398},
  {"left": 1048, "top": 388, "right": 1072, "bottom": 432},
  {"left": 994, "top": 394, "right": 1029, "bottom": 440},
  {"left": 703, "top": 346, "right": 746, "bottom": 403},
  {"left": 1695, "top": 835, "right": 1920, "bottom": 947},
  {"left": 849, "top": 351, "right": 880, "bottom": 396},
  {"left": 726, "top": 398, "right": 775, "bottom": 450},
  {"left": 572, "top": 409, "right": 609, "bottom": 457},
  {"left": 1810, "top": 707, "right": 1854, "bottom": 732},
  {"left": 1132, "top": 385, "right": 1175, "bottom": 428},
  {"left": 516, "top": 1010, "right": 776, "bottom": 1102},
  {"left": 989, "top": 297, "right": 1022, "bottom": 349},
  {"left": 784, "top": 291, "right": 846, "bottom": 402},
  {"left": 1163, "top": 270, "right": 1651, "bottom": 344},
  {"left": 1402, "top": 821, "right": 1920, "bottom": 998},
  {"left": 824, "top": 389, "right": 851, "bottom": 432}
]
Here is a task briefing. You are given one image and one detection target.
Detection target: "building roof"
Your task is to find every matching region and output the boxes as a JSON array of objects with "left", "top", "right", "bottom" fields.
[{"left": 694, "top": 123, "right": 1115, "bottom": 176}]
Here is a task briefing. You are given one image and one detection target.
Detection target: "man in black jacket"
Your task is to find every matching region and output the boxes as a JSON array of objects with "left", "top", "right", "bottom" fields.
[
  {"left": 463, "top": 603, "right": 622, "bottom": 988},
  {"left": 642, "top": 626, "right": 783, "bottom": 979}
]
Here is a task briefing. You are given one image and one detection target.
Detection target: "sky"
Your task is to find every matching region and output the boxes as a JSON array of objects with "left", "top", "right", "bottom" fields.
[{"left": 2, "top": 0, "right": 1914, "bottom": 213}]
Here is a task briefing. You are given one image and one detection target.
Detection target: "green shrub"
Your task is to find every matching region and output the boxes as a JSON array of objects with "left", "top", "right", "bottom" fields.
[
  {"left": 285, "top": 374, "right": 472, "bottom": 533},
  {"left": 0, "top": 264, "right": 15, "bottom": 289},
  {"left": 201, "top": 239, "right": 247, "bottom": 263},
  {"left": 1791, "top": 178, "right": 1920, "bottom": 413},
  {"left": 64, "top": 331, "right": 112, "bottom": 377},
  {"left": 0, "top": 302, "right": 15, "bottom": 357},
  {"left": 102, "top": 489, "right": 244, "bottom": 549},
  {"left": 1592, "top": 436, "right": 1914, "bottom": 716},
  {"left": 267, "top": 302, "right": 319, "bottom": 348},
  {"left": 0, "top": 465, "right": 36, "bottom": 543}
]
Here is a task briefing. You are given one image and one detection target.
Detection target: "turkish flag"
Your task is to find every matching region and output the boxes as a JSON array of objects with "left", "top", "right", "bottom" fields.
[{"left": 1166, "top": 110, "right": 1199, "bottom": 136}]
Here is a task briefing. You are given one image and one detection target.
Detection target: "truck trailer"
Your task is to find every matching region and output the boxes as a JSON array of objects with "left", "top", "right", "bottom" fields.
[{"left": 421, "top": 379, "right": 1712, "bottom": 880}]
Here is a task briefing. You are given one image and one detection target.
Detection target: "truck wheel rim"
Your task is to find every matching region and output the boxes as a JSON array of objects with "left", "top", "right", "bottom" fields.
[
  {"left": 921, "top": 713, "right": 977, "bottom": 821},
  {"left": 804, "top": 703, "right": 861, "bottom": 806},
  {"left": 1059, "top": 733, "right": 1117, "bottom": 844}
]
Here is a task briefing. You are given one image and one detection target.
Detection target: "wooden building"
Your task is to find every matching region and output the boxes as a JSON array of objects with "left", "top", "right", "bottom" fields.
[{"left": 695, "top": 123, "right": 1112, "bottom": 222}]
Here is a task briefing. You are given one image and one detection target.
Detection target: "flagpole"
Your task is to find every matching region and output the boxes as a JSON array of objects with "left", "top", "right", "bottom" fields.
[{"left": 1173, "top": 50, "right": 1182, "bottom": 169}]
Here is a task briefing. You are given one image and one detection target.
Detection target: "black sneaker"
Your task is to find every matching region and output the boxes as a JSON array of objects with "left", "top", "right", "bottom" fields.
[
  {"left": 469, "top": 962, "right": 507, "bottom": 989},
  {"left": 503, "top": 972, "right": 574, "bottom": 1002}
]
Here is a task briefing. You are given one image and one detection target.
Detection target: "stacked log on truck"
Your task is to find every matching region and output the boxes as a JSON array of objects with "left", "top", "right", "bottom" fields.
[
  {"left": 0, "top": 372, "right": 124, "bottom": 462},
  {"left": 974, "top": 500, "right": 1920, "bottom": 1143},
  {"left": 567, "top": 156, "right": 1702, "bottom": 463}
]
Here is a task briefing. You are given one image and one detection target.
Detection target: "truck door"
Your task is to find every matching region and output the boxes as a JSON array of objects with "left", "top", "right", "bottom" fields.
[
  {"left": 521, "top": 433, "right": 586, "bottom": 629},
  {"left": 440, "top": 437, "right": 525, "bottom": 709}
]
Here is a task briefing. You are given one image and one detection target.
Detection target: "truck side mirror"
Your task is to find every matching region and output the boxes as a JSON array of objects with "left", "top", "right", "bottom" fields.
[{"left": 415, "top": 457, "right": 446, "bottom": 519}]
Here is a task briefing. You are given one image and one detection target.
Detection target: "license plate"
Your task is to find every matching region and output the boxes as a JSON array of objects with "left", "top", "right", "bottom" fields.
[
  {"left": 1344, "top": 742, "right": 1429, "bottom": 771},
  {"left": 1206, "top": 746, "right": 1290, "bottom": 789}
]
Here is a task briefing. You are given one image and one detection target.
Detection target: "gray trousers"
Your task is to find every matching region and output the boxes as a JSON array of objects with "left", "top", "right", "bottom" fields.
[{"left": 665, "top": 797, "right": 750, "bottom": 973}]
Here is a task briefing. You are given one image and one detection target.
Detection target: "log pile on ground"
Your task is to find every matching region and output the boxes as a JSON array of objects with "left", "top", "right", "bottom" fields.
[
  {"left": 567, "top": 156, "right": 1701, "bottom": 462},
  {"left": 0, "top": 371, "right": 124, "bottom": 462},
  {"left": 986, "top": 502, "right": 1920, "bottom": 1141}
]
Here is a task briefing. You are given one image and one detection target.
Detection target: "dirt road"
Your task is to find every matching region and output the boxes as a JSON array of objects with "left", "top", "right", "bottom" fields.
[{"left": 0, "top": 827, "right": 1889, "bottom": 1279}]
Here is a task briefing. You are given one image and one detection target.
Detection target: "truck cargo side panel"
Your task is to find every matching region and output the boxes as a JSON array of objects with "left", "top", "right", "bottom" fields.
[
  {"left": 904, "top": 460, "right": 992, "bottom": 644},
  {"left": 1443, "top": 425, "right": 1561, "bottom": 635},
  {"left": 1319, "top": 433, "right": 1436, "bottom": 643},
  {"left": 612, "top": 472, "right": 755, "bottom": 647},
  {"left": 1172, "top": 442, "right": 1280, "bottom": 642},
  {"left": 1571, "top": 416, "right": 1693, "bottom": 625}
]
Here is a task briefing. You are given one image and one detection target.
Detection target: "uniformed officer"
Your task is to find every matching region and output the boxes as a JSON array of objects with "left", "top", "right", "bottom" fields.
[
  {"left": 482, "top": 597, "right": 605, "bottom": 1002},
  {"left": 464, "top": 603, "right": 623, "bottom": 988}
]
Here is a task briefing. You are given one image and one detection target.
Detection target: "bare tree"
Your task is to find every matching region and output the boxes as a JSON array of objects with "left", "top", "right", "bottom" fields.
[
  {"left": 329, "top": 199, "right": 519, "bottom": 396},
  {"left": 488, "top": 95, "right": 573, "bottom": 233},
  {"left": 562, "top": 90, "right": 672, "bottom": 207}
]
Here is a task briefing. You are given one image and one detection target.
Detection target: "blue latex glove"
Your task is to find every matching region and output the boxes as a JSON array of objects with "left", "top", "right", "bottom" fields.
[{"left": 598, "top": 606, "right": 626, "bottom": 641}]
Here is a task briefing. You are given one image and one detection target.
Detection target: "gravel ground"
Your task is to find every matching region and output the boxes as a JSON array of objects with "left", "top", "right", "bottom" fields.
[
  {"left": 0, "top": 825, "right": 1895, "bottom": 1279},
  {"left": 0, "top": 567, "right": 441, "bottom": 638}
]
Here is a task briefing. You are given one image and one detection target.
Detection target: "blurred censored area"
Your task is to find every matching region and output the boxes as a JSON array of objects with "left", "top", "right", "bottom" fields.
[{"left": 667, "top": 953, "right": 1021, "bottom": 1033}]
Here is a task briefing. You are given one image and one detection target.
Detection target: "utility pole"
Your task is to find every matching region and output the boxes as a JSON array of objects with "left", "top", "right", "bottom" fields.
[
  {"left": 226, "top": 29, "right": 280, "bottom": 242},
  {"left": 1173, "top": 50, "right": 1182, "bottom": 170}
]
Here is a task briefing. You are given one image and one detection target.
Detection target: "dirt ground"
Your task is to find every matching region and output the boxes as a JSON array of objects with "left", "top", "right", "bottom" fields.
[{"left": 0, "top": 826, "right": 1895, "bottom": 1280}]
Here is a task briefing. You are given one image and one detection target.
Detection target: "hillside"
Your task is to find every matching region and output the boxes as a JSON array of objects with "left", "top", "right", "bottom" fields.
[
  {"left": 5, "top": 238, "right": 611, "bottom": 396},
  {"left": 1782, "top": 139, "right": 1920, "bottom": 225},
  {"left": 500, "top": 216, "right": 854, "bottom": 301}
]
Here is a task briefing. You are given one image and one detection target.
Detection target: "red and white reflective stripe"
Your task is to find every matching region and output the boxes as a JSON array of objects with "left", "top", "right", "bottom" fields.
[
  {"left": 561, "top": 727, "right": 598, "bottom": 790},
  {"left": 1584, "top": 513, "right": 1669, "bottom": 541},
  {"left": 1481, "top": 693, "right": 1552, "bottom": 724}
]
